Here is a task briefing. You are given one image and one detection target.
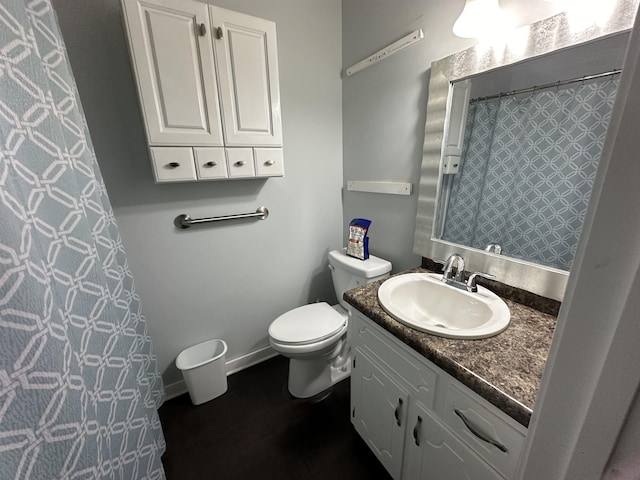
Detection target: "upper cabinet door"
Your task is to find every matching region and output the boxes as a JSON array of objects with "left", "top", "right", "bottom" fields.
[
  {"left": 121, "top": 0, "right": 224, "bottom": 146},
  {"left": 211, "top": 7, "right": 283, "bottom": 147}
]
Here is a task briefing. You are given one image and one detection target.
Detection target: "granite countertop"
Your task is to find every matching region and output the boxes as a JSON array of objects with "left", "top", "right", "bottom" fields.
[{"left": 343, "top": 267, "right": 558, "bottom": 427}]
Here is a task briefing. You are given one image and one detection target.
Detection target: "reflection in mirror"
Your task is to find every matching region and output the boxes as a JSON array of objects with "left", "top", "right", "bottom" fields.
[
  {"left": 414, "top": 2, "right": 638, "bottom": 300},
  {"left": 437, "top": 34, "right": 627, "bottom": 271}
]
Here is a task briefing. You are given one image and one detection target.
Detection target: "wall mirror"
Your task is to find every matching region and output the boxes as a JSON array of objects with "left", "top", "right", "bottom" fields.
[{"left": 414, "top": 1, "right": 638, "bottom": 301}]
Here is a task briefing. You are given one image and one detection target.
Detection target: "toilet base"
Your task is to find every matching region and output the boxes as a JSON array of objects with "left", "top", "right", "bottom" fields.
[{"left": 287, "top": 354, "right": 351, "bottom": 399}]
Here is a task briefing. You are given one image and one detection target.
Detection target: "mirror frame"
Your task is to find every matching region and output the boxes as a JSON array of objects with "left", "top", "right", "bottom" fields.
[{"left": 414, "top": 2, "right": 637, "bottom": 301}]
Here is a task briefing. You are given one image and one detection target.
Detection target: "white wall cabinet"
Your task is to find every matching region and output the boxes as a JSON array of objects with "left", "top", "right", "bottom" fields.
[
  {"left": 212, "top": 7, "right": 282, "bottom": 147},
  {"left": 121, "top": 0, "right": 283, "bottom": 182},
  {"left": 349, "top": 311, "right": 527, "bottom": 480}
]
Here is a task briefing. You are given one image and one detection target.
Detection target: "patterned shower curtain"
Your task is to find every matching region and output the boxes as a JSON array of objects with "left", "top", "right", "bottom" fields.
[
  {"left": 0, "top": 1, "right": 166, "bottom": 478},
  {"left": 442, "top": 78, "right": 619, "bottom": 270}
]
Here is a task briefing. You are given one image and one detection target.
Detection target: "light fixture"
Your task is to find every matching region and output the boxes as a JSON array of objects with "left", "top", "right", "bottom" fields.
[
  {"left": 563, "top": 0, "right": 617, "bottom": 32},
  {"left": 453, "top": 0, "right": 513, "bottom": 38}
]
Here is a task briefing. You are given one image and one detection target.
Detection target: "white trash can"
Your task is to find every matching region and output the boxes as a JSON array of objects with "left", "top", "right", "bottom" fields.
[{"left": 176, "top": 339, "right": 228, "bottom": 405}]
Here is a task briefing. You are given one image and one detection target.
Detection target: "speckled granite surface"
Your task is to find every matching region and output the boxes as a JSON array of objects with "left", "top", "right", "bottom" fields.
[{"left": 344, "top": 267, "right": 557, "bottom": 427}]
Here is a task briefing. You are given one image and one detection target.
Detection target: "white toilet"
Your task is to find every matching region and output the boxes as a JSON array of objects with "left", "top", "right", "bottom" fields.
[{"left": 268, "top": 249, "right": 392, "bottom": 398}]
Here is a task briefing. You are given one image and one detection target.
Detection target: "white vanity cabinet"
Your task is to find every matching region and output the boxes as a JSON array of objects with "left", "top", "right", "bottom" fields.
[
  {"left": 403, "top": 402, "right": 504, "bottom": 480},
  {"left": 349, "top": 311, "right": 527, "bottom": 480},
  {"left": 351, "top": 349, "right": 408, "bottom": 479},
  {"left": 121, "top": 0, "right": 283, "bottom": 182}
]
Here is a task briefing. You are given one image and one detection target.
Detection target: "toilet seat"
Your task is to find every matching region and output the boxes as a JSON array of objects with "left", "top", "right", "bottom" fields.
[{"left": 269, "top": 302, "right": 347, "bottom": 346}]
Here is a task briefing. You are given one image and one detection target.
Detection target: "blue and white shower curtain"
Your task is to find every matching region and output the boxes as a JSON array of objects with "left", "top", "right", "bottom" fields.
[
  {"left": 442, "top": 78, "right": 619, "bottom": 270},
  {"left": 0, "top": 1, "right": 166, "bottom": 478}
]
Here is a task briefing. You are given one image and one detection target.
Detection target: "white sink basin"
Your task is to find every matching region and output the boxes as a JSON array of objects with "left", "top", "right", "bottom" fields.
[{"left": 377, "top": 273, "right": 510, "bottom": 339}]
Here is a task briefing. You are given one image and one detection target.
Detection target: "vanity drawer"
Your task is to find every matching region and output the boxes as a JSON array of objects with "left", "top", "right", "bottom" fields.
[
  {"left": 194, "top": 147, "right": 228, "bottom": 179},
  {"left": 351, "top": 313, "right": 438, "bottom": 408},
  {"left": 254, "top": 148, "right": 284, "bottom": 177},
  {"left": 226, "top": 148, "right": 255, "bottom": 178},
  {"left": 442, "top": 382, "right": 526, "bottom": 478},
  {"left": 150, "top": 147, "right": 197, "bottom": 182}
]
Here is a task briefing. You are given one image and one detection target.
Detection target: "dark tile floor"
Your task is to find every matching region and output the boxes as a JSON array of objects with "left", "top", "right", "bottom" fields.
[{"left": 159, "top": 355, "right": 392, "bottom": 480}]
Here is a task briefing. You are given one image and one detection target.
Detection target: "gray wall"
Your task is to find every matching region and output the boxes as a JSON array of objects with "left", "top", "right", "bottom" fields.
[
  {"left": 52, "top": 0, "right": 343, "bottom": 386},
  {"left": 341, "top": 0, "right": 564, "bottom": 272},
  {"left": 52, "top": 0, "right": 565, "bottom": 387}
]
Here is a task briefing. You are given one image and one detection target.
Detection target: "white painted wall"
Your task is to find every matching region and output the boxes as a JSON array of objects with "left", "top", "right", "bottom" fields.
[
  {"left": 341, "top": 0, "right": 564, "bottom": 272},
  {"left": 52, "top": 0, "right": 343, "bottom": 386}
]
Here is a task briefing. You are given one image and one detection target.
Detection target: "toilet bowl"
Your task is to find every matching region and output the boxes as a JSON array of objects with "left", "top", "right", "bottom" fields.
[{"left": 268, "top": 249, "right": 392, "bottom": 399}]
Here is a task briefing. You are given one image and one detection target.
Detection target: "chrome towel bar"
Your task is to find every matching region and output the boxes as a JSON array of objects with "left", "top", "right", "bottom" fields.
[{"left": 175, "top": 206, "right": 269, "bottom": 229}]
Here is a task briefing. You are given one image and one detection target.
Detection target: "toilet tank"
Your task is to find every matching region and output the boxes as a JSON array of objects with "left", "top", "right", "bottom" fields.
[{"left": 328, "top": 249, "right": 392, "bottom": 310}]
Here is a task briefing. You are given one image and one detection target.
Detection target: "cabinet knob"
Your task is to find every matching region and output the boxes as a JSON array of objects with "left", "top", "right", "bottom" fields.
[
  {"left": 216, "top": 26, "right": 223, "bottom": 39},
  {"left": 413, "top": 416, "right": 422, "bottom": 446},
  {"left": 205, "top": 161, "right": 217, "bottom": 167},
  {"left": 264, "top": 159, "right": 276, "bottom": 166},
  {"left": 394, "top": 398, "right": 403, "bottom": 427},
  {"left": 168, "top": 162, "right": 180, "bottom": 168},
  {"left": 198, "top": 23, "right": 207, "bottom": 36},
  {"left": 234, "top": 160, "right": 246, "bottom": 167}
]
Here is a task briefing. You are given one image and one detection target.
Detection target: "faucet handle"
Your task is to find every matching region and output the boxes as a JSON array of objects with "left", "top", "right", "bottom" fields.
[{"left": 466, "top": 272, "right": 496, "bottom": 292}]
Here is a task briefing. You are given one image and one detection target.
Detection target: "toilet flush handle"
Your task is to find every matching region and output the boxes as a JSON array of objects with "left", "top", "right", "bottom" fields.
[{"left": 328, "top": 264, "right": 335, "bottom": 272}]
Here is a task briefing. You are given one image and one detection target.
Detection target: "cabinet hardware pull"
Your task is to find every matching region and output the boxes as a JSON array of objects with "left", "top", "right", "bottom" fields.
[
  {"left": 413, "top": 416, "right": 422, "bottom": 446},
  {"left": 198, "top": 23, "right": 207, "bottom": 36},
  {"left": 205, "top": 161, "right": 217, "bottom": 167},
  {"left": 216, "top": 26, "right": 223, "bottom": 39},
  {"left": 168, "top": 162, "right": 180, "bottom": 168},
  {"left": 394, "top": 398, "right": 403, "bottom": 427},
  {"left": 234, "top": 160, "right": 246, "bottom": 167},
  {"left": 454, "top": 409, "right": 508, "bottom": 453},
  {"left": 264, "top": 160, "right": 275, "bottom": 166}
]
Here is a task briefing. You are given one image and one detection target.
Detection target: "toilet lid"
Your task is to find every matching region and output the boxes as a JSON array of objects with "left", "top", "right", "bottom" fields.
[{"left": 269, "top": 302, "right": 347, "bottom": 345}]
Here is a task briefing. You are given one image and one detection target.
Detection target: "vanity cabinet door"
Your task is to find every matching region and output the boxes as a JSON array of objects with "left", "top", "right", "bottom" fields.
[
  {"left": 121, "top": 0, "right": 224, "bottom": 146},
  {"left": 351, "top": 312, "right": 438, "bottom": 409},
  {"left": 351, "top": 348, "right": 408, "bottom": 480},
  {"left": 211, "top": 6, "right": 283, "bottom": 147},
  {"left": 404, "top": 402, "right": 503, "bottom": 480}
]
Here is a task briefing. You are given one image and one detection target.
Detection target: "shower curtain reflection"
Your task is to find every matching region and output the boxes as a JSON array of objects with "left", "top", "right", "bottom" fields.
[{"left": 441, "top": 77, "right": 619, "bottom": 270}]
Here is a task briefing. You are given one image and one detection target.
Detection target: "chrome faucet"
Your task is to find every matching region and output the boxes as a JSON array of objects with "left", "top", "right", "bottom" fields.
[
  {"left": 442, "top": 254, "right": 465, "bottom": 283},
  {"left": 485, "top": 243, "right": 502, "bottom": 255},
  {"left": 440, "top": 253, "right": 496, "bottom": 292}
]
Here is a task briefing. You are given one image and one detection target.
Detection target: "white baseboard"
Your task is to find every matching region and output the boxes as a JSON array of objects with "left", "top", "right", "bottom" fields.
[
  {"left": 225, "top": 345, "right": 279, "bottom": 375},
  {"left": 163, "top": 345, "right": 279, "bottom": 401},
  {"left": 164, "top": 378, "right": 189, "bottom": 401}
]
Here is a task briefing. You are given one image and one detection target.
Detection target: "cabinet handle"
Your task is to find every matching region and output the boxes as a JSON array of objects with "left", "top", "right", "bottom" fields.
[
  {"left": 394, "top": 398, "right": 403, "bottom": 427},
  {"left": 234, "top": 160, "right": 246, "bottom": 167},
  {"left": 198, "top": 23, "right": 207, "bottom": 36},
  {"left": 413, "top": 416, "right": 422, "bottom": 446},
  {"left": 205, "top": 161, "right": 217, "bottom": 167},
  {"left": 454, "top": 409, "right": 508, "bottom": 453},
  {"left": 216, "top": 26, "right": 223, "bottom": 39},
  {"left": 168, "top": 162, "right": 180, "bottom": 168},
  {"left": 264, "top": 159, "right": 276, "bottom": 166}
]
